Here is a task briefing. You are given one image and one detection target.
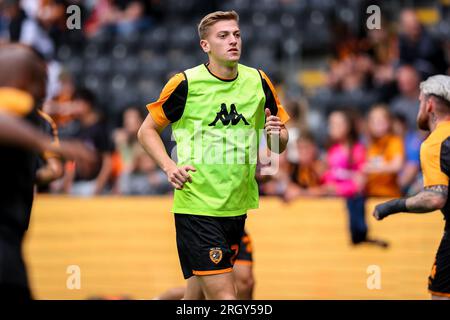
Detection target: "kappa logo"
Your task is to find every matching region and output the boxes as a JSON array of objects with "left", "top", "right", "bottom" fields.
[
  {"left": 209, "top": 248, "right": 223, "bottom": 264},
  {"left": 208, "top": 103, "right": 249, "bottom": 126}
]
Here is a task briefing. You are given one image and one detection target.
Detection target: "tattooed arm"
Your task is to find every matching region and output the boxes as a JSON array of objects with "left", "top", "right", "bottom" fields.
[
  {"left": 373, "top": 185, "right": 448, "bottom": 220},
  {"left": 405, "top": 185, "right": 448, "bottom": 213}
]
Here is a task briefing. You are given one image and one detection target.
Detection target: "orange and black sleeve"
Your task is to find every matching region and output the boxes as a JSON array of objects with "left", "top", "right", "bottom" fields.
[
  {"left": 420, "top": 138, "right": 449, "bottom": 187},
  {"left": 38, "top": 110, "right": 60, "bottom": 160},
  {"left": 0, "top": 87, "right": 34, "bottom": 118},
  {"left": 146, "top": 73, "right": 188, "bottom": 128},
  {"left": 258, "top": 70, "right": 290, "bottom": 124}
]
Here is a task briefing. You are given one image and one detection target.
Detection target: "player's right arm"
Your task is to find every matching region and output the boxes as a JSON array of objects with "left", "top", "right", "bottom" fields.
[
  {"left": 0, "top": 112, "right": 94, "bottom": 164},
  {"left": 0, "top": 87, "right": 94, "bottom": 167},
  {"left": 137, "top": 73, "right": 195, "bottom": 190},
  {"left": 0, "top": 112, "right": 51, "bottom": 152},
  {"left": 373, "top": 139, "right": 448, "bottom": 220},
  {"left": 138, "top": 114, "right": 195, "bottom": 190}
]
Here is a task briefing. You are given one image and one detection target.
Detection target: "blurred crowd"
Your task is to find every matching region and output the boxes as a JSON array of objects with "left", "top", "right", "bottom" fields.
[
  {"left": 264, "top": 6, "right": 449, "bottom": 204},
  {"left": 0, "top": 1, "right": 449, "bottom": 198}
]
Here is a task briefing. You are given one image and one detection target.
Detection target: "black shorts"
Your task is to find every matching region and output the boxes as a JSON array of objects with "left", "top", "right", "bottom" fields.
[
  {"left": 428, "top": 231, "right": 450, "bottom": 297},
  {"left": 174, "top": 213, "right": 246, "bottom": 279},
  {"left": 235, "top": 229, "right": 253, "bottom": 265},
  {"left": 0, "top": 227, "right": 30, "bottom": 294}
]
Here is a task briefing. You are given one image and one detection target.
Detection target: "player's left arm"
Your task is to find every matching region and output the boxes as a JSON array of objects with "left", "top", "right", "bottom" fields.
[
  {"left": 259, "top": 70, "right": 290, "bottom": 154},
  {"left": 373, "top": 185, "right": 448, "bottom": 220},
  {"left": 0, "top": 112, "right": 94, "bottom": 165},
  {"left": 265, "top": 108, "right": 289, "bottom": 153}
]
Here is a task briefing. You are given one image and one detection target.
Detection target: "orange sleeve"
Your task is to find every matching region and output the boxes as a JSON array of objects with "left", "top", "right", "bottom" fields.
[
  {"left": 146, "top": 73, "right": 186, "bottom": 128},
  {"left": 421, "top": 140, "right": 449, "bottom": 187},
  {"left": 258, "top": 70, "right": 290, "bottom": 124},
  {"left": 0, "top": 87, "right": 34, "bottom": 117}
]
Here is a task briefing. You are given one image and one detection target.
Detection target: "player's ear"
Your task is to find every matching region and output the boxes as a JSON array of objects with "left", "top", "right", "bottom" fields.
[
  {"left": 200, "top": 39, "right": 210, "bottom": 53},
  {"left": 426, "top": 96, "right": 434, "bottom": 113}
]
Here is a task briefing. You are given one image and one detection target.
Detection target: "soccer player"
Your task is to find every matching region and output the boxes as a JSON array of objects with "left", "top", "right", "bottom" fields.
[
  {"left": 0, "top": 43, "right": 93, "bottom": 300},
  {"left": 372, "top": 75, "right": 450, "bottom": 300},
  {"left": 138, "top": 11, "right": 289, "bottom": 300}
]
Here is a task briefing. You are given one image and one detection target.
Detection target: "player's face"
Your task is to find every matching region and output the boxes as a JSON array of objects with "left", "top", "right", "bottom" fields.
[
  {"left": 202, "top": 20, "right": 241, "bottom": 65},
  {"left": 417, "top": 92, "right": 430, "bottom": 130}
]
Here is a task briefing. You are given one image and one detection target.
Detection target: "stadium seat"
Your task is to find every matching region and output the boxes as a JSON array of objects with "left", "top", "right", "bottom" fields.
[
  {"left": 141, "top": 27, "right": 169, "bottom": 53},
  {"left": 112, "top": 56, "right": 140, "bottom": 79},
  {"left": 56, "top": 44, "right": 73, "bottom": 62}
]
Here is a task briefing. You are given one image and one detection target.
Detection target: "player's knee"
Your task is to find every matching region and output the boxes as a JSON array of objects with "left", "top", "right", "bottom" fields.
[
  {"left": 202, "top": 280, "right": 237, "bottom": 300},
  {"left": 236, "top": 273, "right": 255, "bottom": 297}
]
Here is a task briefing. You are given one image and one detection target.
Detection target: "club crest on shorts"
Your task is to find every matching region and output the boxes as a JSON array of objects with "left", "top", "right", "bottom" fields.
[{"left": 209, "top": 248, "right": 223, "bottom": 264}]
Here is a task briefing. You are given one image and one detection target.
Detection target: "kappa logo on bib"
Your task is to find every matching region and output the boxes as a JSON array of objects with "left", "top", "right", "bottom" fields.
[{"left": 208, "top": 103, "right": 249, "bottom": 126}]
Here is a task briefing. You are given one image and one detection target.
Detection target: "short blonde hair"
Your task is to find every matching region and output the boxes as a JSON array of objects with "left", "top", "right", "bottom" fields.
[
  {"left": 420, "top": 75, "right": 450, "bottom": 104},
  {"left": 198, "top": 10, "right": 239, "bottom": 40}
]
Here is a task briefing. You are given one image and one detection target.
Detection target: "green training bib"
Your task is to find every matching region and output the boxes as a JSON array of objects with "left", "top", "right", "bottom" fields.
[{"left": 171, "top": 64, "right": 266, "bottom": 217}]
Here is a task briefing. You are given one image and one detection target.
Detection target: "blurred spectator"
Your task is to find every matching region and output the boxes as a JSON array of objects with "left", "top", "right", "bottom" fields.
[
  {"left": 284, "top": 132, "right": 326, "bottom": 201},
  {"left": 28, "top": 0, "right": 68, "bottom": 49},
  {"left": 259, "top": 149, "right": 292, "bottom": 197},
  {"left": 364, "top": 105, "right": 404, "bottom": 197},
  {"left": 0, "top": 0, "right": 55, "bottom": 59},
  {"left": 321, "top": 110, "right": 366, "bottom": 199},
  {"left": 392, "top": 112, "right": 425, "bottom": 196},
  {"left": 363, "top": 24, "right": 399, "bottom": 102},
  {"left": 323, "top": 51, "right": 380, "bottom": 114},
  {"left": 321, "top": 109, "right": 387, "bottom": 247},
  {"left": 398, "top": 9, "right": 448, "bottom": 78},
  {"left": 390, "top": 65, "right": 420, "bottom": 129},
  {"left": 283, "top": 99, "right": 307, "bottom": 164},
  {"left": 363, "top": 24, "right": 398, "bottom": 67},
  {"left": 85, "top": 0, "right": 152, "bottom": 37},
  {"left": 1, "top": 0, "right": 27, "bottom": 42},
  {"left": 113, "top": 106, "right": 144, "bottom": 172},
  {"left": 118, "top": 144, "right": 171, "bottom": 195},
  {"left": 62, "top": 88, "right": 114, "bottom": 196},
  {"left": 42, "top": 70, "right": 80, "bottom": 138},
  {"left": 321, "top": 110, "right": 366, "bottom": 245}
]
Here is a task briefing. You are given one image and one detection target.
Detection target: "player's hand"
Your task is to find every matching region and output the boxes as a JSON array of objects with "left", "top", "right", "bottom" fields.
[
  {"left": 165, "top": 164, "right": 196, "bottom": 190},
  {"left": 372, "top": 207, "right": 384, "bottom": 221},
  {"left": 372, "top": 199, "right": 406, "bottom": 221},
  {"left": 372, "top": 202, "right": 394, "bottom": 221},
  {"left": 265, "top": 108, "right": 282, "bottom": 135}
]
